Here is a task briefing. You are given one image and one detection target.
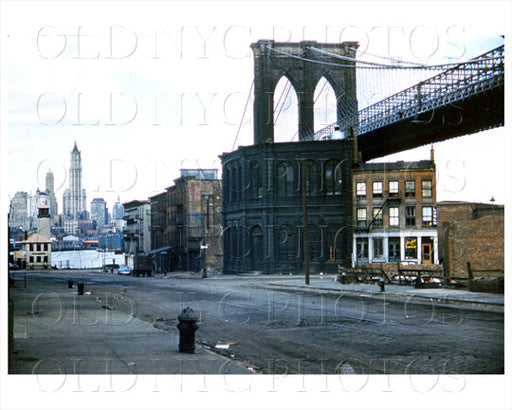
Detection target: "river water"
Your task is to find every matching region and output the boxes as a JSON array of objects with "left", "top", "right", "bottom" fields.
[{"left": 51, "top": 250, "right": 125, "bottom": 269}]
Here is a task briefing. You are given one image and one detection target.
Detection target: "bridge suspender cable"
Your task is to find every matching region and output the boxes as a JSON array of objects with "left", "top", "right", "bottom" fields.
[{"left": 231, "top": 80, "right": 254, "bottom": 152}]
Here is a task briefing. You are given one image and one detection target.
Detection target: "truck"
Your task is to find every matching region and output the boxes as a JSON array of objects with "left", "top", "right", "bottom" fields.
[{"left": 132, "top": 254, "right": 153, "bottom": 277}]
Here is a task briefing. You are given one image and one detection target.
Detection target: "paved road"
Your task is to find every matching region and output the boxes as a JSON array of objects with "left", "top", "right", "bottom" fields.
[{"left": 9, "top": 270, "right": 504, "bottom": 375}]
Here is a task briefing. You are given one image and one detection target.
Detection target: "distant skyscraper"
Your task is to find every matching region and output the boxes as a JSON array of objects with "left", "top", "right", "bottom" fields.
[
  {"left": 9, "top": 192, "right": 30, "bottom": 231},
  {"left": 30, "top": 189, "right": 48, "bottom": 230},
  {"left": 63, "top": 142, "right": 87, "bottom": 219},
  {"left": 45, "top": 169, "right": 58, "bottom": 220},
  {"left": 112, "top": 196, "right": 125, "bottom": 220},
  {"left": 90, "top": 198, "right": 108, "bottom": 227}
]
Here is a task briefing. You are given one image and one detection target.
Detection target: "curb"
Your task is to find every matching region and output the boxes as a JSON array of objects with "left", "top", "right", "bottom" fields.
[{"left": 264, "top": 282, "right": 504, "bottom": 314}]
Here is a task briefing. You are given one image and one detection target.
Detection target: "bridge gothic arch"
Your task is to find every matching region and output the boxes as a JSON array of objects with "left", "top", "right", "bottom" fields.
[{"left": 251, "top": 40, "right": 358, "bottom": 144}]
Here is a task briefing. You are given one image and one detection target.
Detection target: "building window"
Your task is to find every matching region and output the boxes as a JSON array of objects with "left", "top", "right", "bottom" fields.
[
  {"left": 405, "top": 237, "right": 417, "bottom": 259},
  {"left": 325, "top": 160, "right": 342, "bottom": 195},
  {"left": 326, "top": 225, "right": 343, "bottom": 261},
  {"left": 277, "top": 226, "right": 296, "bottom": 263},
  {"left": 405, "top": 180, "right": 416, "bottom": 197},
  {"left": 422, "top": 180, "right": 432, "bottom": 198},
  {"left": 389, "top": 207, "right": 399, "bottom": 226},
  {"left": 372, "top": 181, "right": 383, "bottom": 197},
  {"left": 405, "top": 206, "right": 416, "bottom": 227},
  {"left": 373, "top": 238, "right": 384, "bottom": 259},
  {"left": 356, "top": 208, "right": 367, "bottom": 228},
  {"left": 232, "top": 167, "right": 238, "bottom": 201},
  {"left": 277, "top": 162, "right": 294, "bottom": 197},
  {"left": 307, "top": 225, "right": 321, "bottom": 260},
  {"left": 356, "top": 238, "right": 368, "bottom": 259},
  {"left": 237, "top": 165, "right": 243, "bottom": 201},
  {"left": 305, "top": 160, "right": 319, "bottom": 195},
  {"left": 372, "top": 207, "right": 383, "bottom": 227},
  {"left": 356, "top": 182, "right": 366, "bottom": 197},
  {"left": 36, "top": 256, "right": 41, "bottom": 263},
  {"left": 252, "top": 164, "right": 262, "bottom": 198},
  {"left": 422, "top": 206, "right": 434, "bottom": 226},
  {"left": 29, "top": 256, "right": 34, "bottom": 263},
  {"left": 325, "top": 159, "right": 342, "bottom": 195},
  {"left": 388, "top": 237, "right": 400, "bottom": 262},
  {"left": 226, "top": 169, "right": 231, "bottom": 202},
  {"left": 389, "top": 180, "right": 399, "bottom": 197}
]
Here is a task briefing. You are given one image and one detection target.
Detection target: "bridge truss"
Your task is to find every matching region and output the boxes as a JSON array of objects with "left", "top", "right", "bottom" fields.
[{"left": 313, "top": 45, "right": 504, "bottom": 159}]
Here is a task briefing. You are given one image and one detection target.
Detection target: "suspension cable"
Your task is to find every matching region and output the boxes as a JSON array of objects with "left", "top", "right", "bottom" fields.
[
  {"left": 274, "top": 81, "right": 292, "bottom": 124},
  {"left": 309, "top": 46, "right": 502, "bottom": 69},
  {"left": 231, "top": 80, "right": 254, "bottom": 151},
  {"left": 267, "top": 45, "right": 500, "bottom": 71}
]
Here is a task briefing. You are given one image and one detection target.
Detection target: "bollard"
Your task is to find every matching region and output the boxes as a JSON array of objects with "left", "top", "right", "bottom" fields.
[
  {"left": 68, "top": 279, "right": 74, "bottom": 289},
  {"left": 378, "top": 278, "right": 386, "bottom": 292},
  {"left": 77, "top": 282, "right": 84, "bottom": 295},
  {"left": 177, "top": 307, "right": 199, "bottom": 353}
]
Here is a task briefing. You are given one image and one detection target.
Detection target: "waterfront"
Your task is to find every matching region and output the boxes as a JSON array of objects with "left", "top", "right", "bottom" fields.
[{"left": 51, "top": 249, "right": 125, "bottom": 269}]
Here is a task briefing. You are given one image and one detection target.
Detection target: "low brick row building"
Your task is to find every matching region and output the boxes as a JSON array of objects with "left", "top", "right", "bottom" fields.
[
  {"left": 437, "top": 201, "right": 504, "bottom": 279},
  {"left": 125, "top": 169, "right": 223, "bottom": 274}
]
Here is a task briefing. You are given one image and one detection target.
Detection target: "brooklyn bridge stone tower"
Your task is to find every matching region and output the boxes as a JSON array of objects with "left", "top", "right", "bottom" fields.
[{"left": 220, "top": 40, "right": 358, "bottom": 274}]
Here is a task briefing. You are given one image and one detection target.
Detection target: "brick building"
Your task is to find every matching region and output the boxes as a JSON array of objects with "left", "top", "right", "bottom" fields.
[
  {"left": 123, "top": 200, "right": 151, "bottom": 268},
  {"left": 170, "top": 169, "right": 222, "bottom": 272},
  {"left": 437, "top": 201, "right": 504, "bottom": 279},
  {"left": 352, "top": 152, "right": 438, "bottom": 266},
  {"left": 149, "top": 169, "right": 223, "bottom": 273}
]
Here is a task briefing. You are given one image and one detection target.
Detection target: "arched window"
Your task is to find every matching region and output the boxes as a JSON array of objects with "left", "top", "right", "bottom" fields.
[
  {"left": 305, "top": 224, "right": 322, "bottom": 260},
  {"left": 224, "top": 225, "right": 233, "bottom": 264},
  {"left": 277, "top": 225, "right": 297, "bottom": 264},
  {"left": 325, "top": 159, "right": 342, "bottom": 195},
  {"left": 277, "top": 161, "right": 294, "bottom": 197},
  {"left": 232, "top": 167, "right": 238, "bottom": 201},
  {"left": 224, "top": 169, "right": 229, "bottom": 202},
  {"left": 252, "top": 162, "right": 262, "bottom": 198},
  {"left": 226, "top": 168, "right": 232, "bottom": 203},
  {"left": 237, "top": 165, "right": 243, "bottom": 201},
  {"left": 250, "top": 226, "right": 263, "bottom": 271},
  {"left": 304, "top": 160, "right": 319, "bottom": 195},
  {"left": 326, "top": 224, "right": 344, "bottom": 261}
]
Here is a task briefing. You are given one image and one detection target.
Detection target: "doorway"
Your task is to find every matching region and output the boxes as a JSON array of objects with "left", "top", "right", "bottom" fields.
[{"left": 421, "top": 237, "right": 434, "bottom": 264}]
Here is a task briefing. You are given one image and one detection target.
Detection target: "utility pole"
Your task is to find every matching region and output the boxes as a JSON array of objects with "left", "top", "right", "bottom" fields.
[{"left": 301, "top": 159, "right": 310, "bottom": 285}]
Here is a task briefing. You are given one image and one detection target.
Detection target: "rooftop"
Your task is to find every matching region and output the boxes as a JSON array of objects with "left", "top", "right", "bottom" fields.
[
  {"left": 22, "top": 233, "right": 52, "bottom": 243},
  {"left": 355, "top": 160, "right": 434, "bottom": 172}
]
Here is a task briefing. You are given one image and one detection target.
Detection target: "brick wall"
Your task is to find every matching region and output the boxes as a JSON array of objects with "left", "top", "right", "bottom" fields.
[{"left": 437, "top": 202, "right": 504, "bottom": 279}]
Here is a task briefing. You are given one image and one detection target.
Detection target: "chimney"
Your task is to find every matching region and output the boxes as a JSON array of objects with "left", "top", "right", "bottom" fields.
[{"left": 430, "top": 145, "right": 435, "bottom": 163}]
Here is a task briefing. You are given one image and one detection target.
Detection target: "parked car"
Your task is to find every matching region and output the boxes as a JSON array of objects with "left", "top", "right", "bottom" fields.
[{"left": 117, "top": 265, "right": 131, "bottom": 275}]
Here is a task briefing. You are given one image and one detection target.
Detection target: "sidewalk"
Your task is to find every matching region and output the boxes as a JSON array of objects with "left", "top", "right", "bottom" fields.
[
  {"left": 264, "top": 276, "right": 504, "bottom": 313},
  {"left": 8, "top": 277, "right": 253, "bottom": 375}
]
